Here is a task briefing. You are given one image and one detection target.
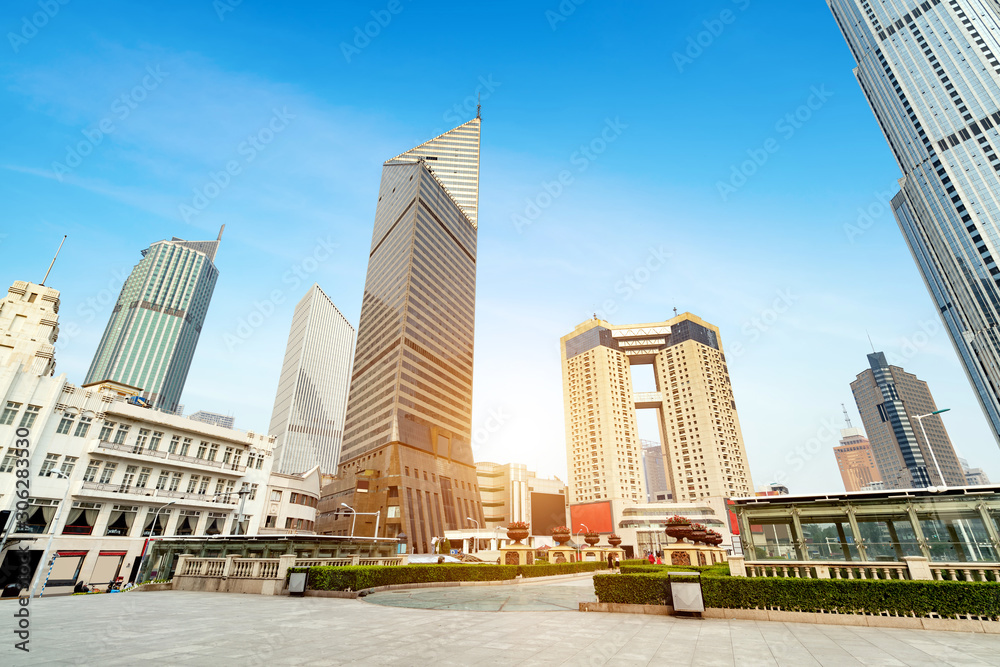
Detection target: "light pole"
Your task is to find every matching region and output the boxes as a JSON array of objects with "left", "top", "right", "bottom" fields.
[
  {"left": 341, "top": 503, "right": 357, "bottom": 538},
  {"left": 914, "top": 408, "right": 950, "bottom": 488},
  {"left": 576, "top": 524, "right": 589, "bottom": 563},
  {"left": 137, "top": 500, "right": 177, "bottom": 582},
  {"left": 466, "top": 517, "right": 479, "bottom": 553},
  {"left": 30, "top": 471, "right": 72, "bottom": 598}
]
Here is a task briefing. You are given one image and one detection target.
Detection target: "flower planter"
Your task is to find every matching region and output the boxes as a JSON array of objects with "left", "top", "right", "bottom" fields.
[
  {"left": 506, "top": 528, "right": 529, "bottom": 545},
  {"left": 607, "top": 535, "right": 622, "bottom": 547},
  {"left": 665, "top": 524, "right": 693, "bottom": 543},
  {"left": 552, "top": 532, "right": 571, "bottom": 546},
  {"left": 584, "top": 533, "right": 600, "bottom": 546}
]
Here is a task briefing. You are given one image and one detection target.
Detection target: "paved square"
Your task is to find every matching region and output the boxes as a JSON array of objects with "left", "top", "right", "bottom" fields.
[{"left": 5, "top": 585, "right": 1000, "bottom": 666}]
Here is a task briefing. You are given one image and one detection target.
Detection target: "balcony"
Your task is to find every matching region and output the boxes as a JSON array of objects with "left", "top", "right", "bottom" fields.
[
  {"left": 78, "top": 482, "right": 239, "bottom": 506},
  {"left": 94, "top": 441, "right": 248, "bottom": 475}
]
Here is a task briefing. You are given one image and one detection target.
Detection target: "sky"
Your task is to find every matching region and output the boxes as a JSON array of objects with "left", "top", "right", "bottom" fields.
[{"left": 3, "top": 0, "right": 999, "bottom": 493}]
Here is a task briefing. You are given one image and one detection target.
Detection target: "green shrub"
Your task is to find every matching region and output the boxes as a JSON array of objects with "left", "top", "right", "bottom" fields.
[
  {"left": 517, "top": 562, "right": 607, "bottom": 578},
  {"left": 594, "top": 571, "right": 1000, "bottom": 619},
  {"left": 290, "top": 564, "right": 521, "bottom": 591}
]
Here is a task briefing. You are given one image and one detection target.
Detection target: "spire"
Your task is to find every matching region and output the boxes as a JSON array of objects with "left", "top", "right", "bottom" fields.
[
  {"left": 842, "top": 403, "right": 853, "bottom": 428},
  {"left": 217, "top": 224, "right": 225, "bottom": 241},
  {"left": 41, "top": 235, "right": 67, "bottom": 286},
  {"left": 477, "top": 92, "right": 481, "bottom": 119},
  {"left": 389, "top": 117, "right": 481, "bottom": 227}
]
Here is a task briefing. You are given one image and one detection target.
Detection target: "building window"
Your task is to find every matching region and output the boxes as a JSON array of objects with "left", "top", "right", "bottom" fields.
[
  {"left": 215, "top": 479, "right": 226, "bottom": 496},
  {"left": 135, "top": 429, "right": 149, "bottom": 449},
  {"left": 232, "top": 450, "right": 242, "bottom": 468},
  {"left": 98, "top": 422, "right": 115, "bottom": 442},
  {"left": 121, "top": 465, "right": 137, "bottom": 489},
  {"left": 136, "top": 467, "right": 151, "bottom": 488},
  {"left": 0, "top": 453, "right": 16, "bottom": 473},
  {"left": 208, "top": 443, "right": 219, "bottom": 461},
  {"left": 0, "top": 402, "right": 20, "bottom": 426},
  {"left": 249, "top": 484, "right": 258, "bottom": 500},
  {"left": 19, "top": 406, "right": 41, "bottom": 429},
  {"left": 113, "top": 426, "right": 130, "bottom": 444},
  {"left": 270, "top": 490, "right": 282, "bottom": 502},
  {"left": 98, "top": 462, "right": 117, "bottom": 484},
  {"left": 388, "top": 505, "right": 401, "bottom": 518},
  {"left": 180, "top": 438, "right": 192, "bottom": 457},
  {"left": 55, "top": 413, "right": 75, "bottom": 435},
  {"left": 168, "top": 436, "right": 180, "bottom": 454},
  {"left": 196, "top": 442, "right": 208, "bottom": 459},
  {"left": 155, "top": 472, "right": 169, "bottom": 490},
  {"left": 187, "top": 475, "right": 200, "bottom": 494},
  {"left": 265, "top": 515, "right": 276, "bottom": 528},
  {"left": 223, "top": 447, "right": 233, "bottom": 464},
  {"left": 83, "top": 462, "right": 101, "bottom": 482},
  {"left": 168, "top": 473, "right": 182, "bottom": 492},
  {"left": 198, "top": 478, "right": 210, "bottom": 495},
  {"left": 149, "top": 431, "right": 163, "bottom": 451},
  {"left": 39, "top": 454, "right": 59, "bottom": 477},
  {"left": 74, "top": 417, "right": 92, "bottom": 438},
  {"left": 255, "top": 456, "right": 263, "bottom": 470},
  {"left": 285, "top": 517, "right": 294, "bottom": 529},
  {"left": 60, "top": 456, "right": 78, "bottom": 477},
  {"left": 290, "top": 493, "right": 299, "bottom": 504}
]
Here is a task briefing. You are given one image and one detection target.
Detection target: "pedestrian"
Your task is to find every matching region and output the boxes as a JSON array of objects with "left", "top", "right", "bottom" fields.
[
  {"left": 647, "top": 552, "right": 655, "bottom": 564},
  {"left": 614, "top": 556, "right": 620, "bottom": 570},
  {"left": 607, "top": 553, "right": 614, "bottom": 570},
  {"left": 656, "top": 555, "right": 663, "bottom": 565}
]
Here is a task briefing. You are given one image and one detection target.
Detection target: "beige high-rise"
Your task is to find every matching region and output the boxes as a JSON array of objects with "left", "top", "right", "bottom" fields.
[{"left": 561, "top": 313, "right": 753, "bottom": 523}]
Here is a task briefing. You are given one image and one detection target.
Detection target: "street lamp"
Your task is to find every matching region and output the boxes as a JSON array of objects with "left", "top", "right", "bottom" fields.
[
  {"left": 466, "top": 517, "right": 479, "bottom": 553},
  {"left": 914, "top": 408, "right": 950, "bottom": 488},
  {"left": 136, "top": 500, "right": 177, "bottom": 583},
  {"left": 30, "top": 470, "right": 72, "bottom": 598},
  {"left": 576, "top": 524, "right": 590, "bottom": 563},
  {"left": 341, "top": 503, "right": 357, "bottom": 538}
]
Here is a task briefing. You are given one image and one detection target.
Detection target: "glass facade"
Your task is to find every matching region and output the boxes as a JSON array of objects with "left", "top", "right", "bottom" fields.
[
  {"left": 84, "top": 231, "right": 222, "bottom": 412},
  {"left": 829, "top": 0, "right": 1000, "bottom": 447},
  {"left": 267, "top": 284, "right": 355, "bottom": 475}
]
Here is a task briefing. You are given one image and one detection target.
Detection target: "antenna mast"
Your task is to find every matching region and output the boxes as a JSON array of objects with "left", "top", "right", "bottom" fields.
[
  {"left": 842, "top": 403, "right": 853, "bottom": 429},
  {"left": 476, "top": 92, "right": 481, "bottom": 119},
  {"left": 41, "top": 235, "right": 67, "bottom": 286}
]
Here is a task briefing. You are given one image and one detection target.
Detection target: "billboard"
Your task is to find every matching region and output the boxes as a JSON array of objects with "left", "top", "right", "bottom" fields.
[
  {"left": 530, "top": 492, "right": 567, "bottom": 534},
  {"left": 569, "top": 501, "right": 614, "bottom": 534}
]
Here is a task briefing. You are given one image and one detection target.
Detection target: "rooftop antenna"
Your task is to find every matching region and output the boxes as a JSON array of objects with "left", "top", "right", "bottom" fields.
[
  {"left": 673, "top": 307, "right": 678, "bottom": 317},
  {"left": 217, "top": 224, "right": 225, "bottom": 241},
  {"left": 41, "top": 235, "right": 67, "bottom": 286},
  {"left": 866, "top": 330, "right": 876, "bottom": 354},
  {"left": 476, "top": 92, "right": 481, "bottom": 119},
  {"left": 842, "top": 403, "right": 853, "bottom": 428}
]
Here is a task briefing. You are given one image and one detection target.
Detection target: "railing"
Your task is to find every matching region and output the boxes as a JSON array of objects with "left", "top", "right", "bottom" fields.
[
  {"left": 177, "top": 555, "right": 405, "bottom": 580},
  {"left": 740, "top": 558, "right": 999, "bottom": 582},
  {"left": 931, "top": 563, "right": 1000, "bottom": 582},
  {"left": 96, "top": 440, "right": 247, "bottom": 472},
  {"left": 80, "top": 482, "right": 237, "bottom": 504}
]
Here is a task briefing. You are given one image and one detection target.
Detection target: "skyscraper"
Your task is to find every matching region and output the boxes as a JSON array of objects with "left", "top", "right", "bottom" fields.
[
  {"left": 640, "top": 439, "right": 671, "bottom": 503},
  {"left": 828, "top": 1, "right": 1000, "bottom": 447},
  {"left": 267, "top": 284, "right": 354, "bottom": 475},
  {"left": 851, "top": 352, "right": 966, "bottom": 488},
  {"left": 85, "top": 229, "right": 223, "bottom": 413},
  {"left": 316, "top": 117, "right": 484, "bottom": 553},
  {"left": 833, "top": 427, "right": 882, "bottom": 493},
  {"left": 0, "top": 281, "right": 60, "bottom": 376},
  {"left": 560, "top": 313, "right": 753, "bottom": 537}
]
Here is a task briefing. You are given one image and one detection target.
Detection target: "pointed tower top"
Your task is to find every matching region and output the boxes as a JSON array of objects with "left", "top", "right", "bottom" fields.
[
  {"left": 217, "top": 224, "right": 225, "bottom": 241},
  {"left": 842, "top": 403, "right": 853, "bottom": 428},
  {"left": 388, "top": 117, "right": 481, "bottom": 227}
]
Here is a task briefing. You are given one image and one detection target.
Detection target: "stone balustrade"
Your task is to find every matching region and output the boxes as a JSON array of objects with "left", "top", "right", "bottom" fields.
[{"left": 729, "top": 555, "right": 999, "bottom": 582}]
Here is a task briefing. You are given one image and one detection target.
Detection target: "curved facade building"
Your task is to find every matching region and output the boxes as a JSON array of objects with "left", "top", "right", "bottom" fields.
[{"left": 828, "top": 0, "right": 1000, "bottom": 446}]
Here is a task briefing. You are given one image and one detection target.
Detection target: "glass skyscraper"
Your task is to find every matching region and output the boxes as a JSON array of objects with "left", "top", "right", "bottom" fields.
[
  {"left": 267, "top": 284, "right": 355, "bottom": 475},
  {"left": 317, "top": 117, "right": 484, "bottom": 553},
  {"left": 84, "top": 229, "right": 223, "bottom": 413},
  {"left": 829, "top": 1, "right": 1000, "bottom": 447}
]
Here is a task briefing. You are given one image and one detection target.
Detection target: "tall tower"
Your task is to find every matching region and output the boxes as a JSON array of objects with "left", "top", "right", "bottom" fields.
[
  {"left": 833, "top": 424, "right": 882, "bottom": 492},
  {"left": 850, "top": 352, "right": 966, "bottom": 488},
  {"left": 317, "top": 118, "right": 484, "bottom": 553},
  {"left": 828, "top": 1, "right": 1000, "bottom": 448},
  {"left": 267, "top": 284, "right": 355, "bottom": 475},
  {"left": 560, "top": 313, "right": 753, "bottom": 536},
  {"left": 84, "top": 230, "right": 222, "bottom": 413},
  {"left": 0, "top": 281, "right": 60, "bottom": 375}
]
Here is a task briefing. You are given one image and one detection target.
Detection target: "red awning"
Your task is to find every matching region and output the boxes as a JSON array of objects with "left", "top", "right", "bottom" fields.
[
  {"left": 56, "top": 551, "right": 87, "bottom": 557},
  {"left": 99, "top": 551, "right": 127, "bottom": 557}
]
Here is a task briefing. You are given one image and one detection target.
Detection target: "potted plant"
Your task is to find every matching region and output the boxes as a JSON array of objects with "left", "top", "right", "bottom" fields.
[
  {"left": 665, "top": 515, "right": 693, "bottom": 543},
  {"left": 583, "top": 531, "right": 600, "bottom": 546},
  {"left": 551, "top": 526, "right": 571, "bottom": 545},
  {"left": 506, "top": 521, "right": 530, "bottom": 545},
  {"left": 607, "top": 534, "right": 622, "bottom": 547},
  {"left": 688, "top": 523, "right": 708, "bottom": 544}
]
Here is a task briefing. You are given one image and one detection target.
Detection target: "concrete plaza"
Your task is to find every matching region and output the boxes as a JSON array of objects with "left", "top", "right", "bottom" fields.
[{"left": 5, "top": 579, "right": 1000, "bottom": 666}]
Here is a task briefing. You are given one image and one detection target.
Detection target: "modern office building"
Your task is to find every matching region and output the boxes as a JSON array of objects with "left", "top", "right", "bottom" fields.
[
  {"left": 187, "top": 410, "right": 235, "bottom": 430},
  {"left": 640, "top": 439, "right": 671, "bottom": 502},
  {"left": 834, "top": 427, "right": 882, "bottom": 493},
  {"left": 267, "top": 284, "right": 354, "bottom": 475},
  {"left": 475, "top": 461, "right": 567, "bottom": 534},
  {"left": 0, "top": 281, "right": 60, "bottom": 376},
  {"left": 84, "top": 229, "right": 224, "bottom": 413},
  {"left": 960, "top": 457, "right": 992, "bottom": 485},
  {"left": 561, "top": 313, "right": 754, "bottom": 543},
  {"left": 828, "top": 0, "right": 1000, "bottom": 448},
  {"left": 317, "top": 117, "right": 484, "bottom": 553},
  {"left": 851, "top": 352, "right": 965, "bottom": 489}
]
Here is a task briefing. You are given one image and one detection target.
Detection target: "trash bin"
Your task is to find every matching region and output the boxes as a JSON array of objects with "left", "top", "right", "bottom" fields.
[
  {"left": 667, "top": 572, "right": 704, "bottom": 615},
  {"left": 288, "top": 572, "right": 307, "bottom": 597}
]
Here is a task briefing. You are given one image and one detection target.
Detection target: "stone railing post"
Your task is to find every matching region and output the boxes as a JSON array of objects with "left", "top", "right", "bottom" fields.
[
  {"left": 352, "top": 555, "right": 360, "bottom": 566},
  {"left": 903, "top": 556, "right": 932, "bottom": 580},
  {"left": 728, "top": 556, "right": 746, "bottom": 577},
  {"left": 222, "top": 555, "right": 237, "bottom": 578},
  {"left": 815, "top": 565, "right": 830, "bottom": 579},
  {"left": 175, "top": 554, "right": 189, "bottom": 577},
  {"left": 276, "top": 554, "right": 298, "bottom": 587}
]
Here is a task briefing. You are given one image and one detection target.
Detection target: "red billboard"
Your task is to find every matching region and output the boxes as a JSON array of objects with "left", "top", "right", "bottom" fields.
[{"left": 569, "top": 501, "right": 614, "bottom": 534}]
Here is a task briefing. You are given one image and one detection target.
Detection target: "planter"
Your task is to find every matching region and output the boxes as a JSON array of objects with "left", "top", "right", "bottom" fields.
[
  {"left": 507, "top": 528, "right": 529, "bottom": 545},
  {"left": 584, "top": 533, "right": 600, "bottom": 546},
  {"left": 608, "top": 535, "right": 622, "bottom": 548},
  {"left": 666, "top": 524, "right": 693, "bottom": 543},
  {"left": 552, "top": 532, "right": 572, "bottom": 546}
]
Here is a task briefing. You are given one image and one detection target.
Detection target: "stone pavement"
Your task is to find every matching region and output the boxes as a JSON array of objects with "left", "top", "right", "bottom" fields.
[
  {"left": 6, "top": 588, "right": 1000, "bottom": 666},
  {"left": 363, "top": 574, "right": 597, "bottom": 612}
]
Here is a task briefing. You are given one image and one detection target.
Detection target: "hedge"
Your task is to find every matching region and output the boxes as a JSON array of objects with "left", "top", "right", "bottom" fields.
[
  {"left": 594, "top": 570, "right": 1000, "bottom": 619},
  {"left": 292, "top": 561, "right": 608, "bottom": 591}
]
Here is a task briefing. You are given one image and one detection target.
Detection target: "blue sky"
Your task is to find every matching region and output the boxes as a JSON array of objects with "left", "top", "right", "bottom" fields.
[{"left": 3, "top": 0, "right": 998, "bottom": 491}]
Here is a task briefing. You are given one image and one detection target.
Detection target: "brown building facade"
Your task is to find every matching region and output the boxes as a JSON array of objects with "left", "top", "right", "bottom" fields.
[{"left": 833, "top": 428, "right": 882, "bottom": 492}]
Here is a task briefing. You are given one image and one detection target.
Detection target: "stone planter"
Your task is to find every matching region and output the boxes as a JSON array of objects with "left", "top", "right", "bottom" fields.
[
  {"left": 608, "top": 535, "right": 622, "bottom": 547},
  {"left": 552, "top": 532, "right": 571, "bottom": 546},
  {"left": 666, "top": 523, "right": 693, "bottom": 543},
  {"left": 584, "top": 533, "right": 600, "bottom": 546},
  {"left": 507, "top": 528, "right": 529, "bottom": 545}
]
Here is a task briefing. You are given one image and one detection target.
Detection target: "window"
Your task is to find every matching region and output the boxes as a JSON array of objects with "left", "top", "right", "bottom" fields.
[
  {"left": 388, "top": 505, "right": 401, "bottom": 518},
  {"left": 270, "top": 490, "right": 282, "bottom": 502},
  {"left": 180, "top": 438, "right": 191, "bottom": 457},
  {"left": 136, "top": 467, "right": 151, "bottom": 488},
  {"left": 215, "top": 479, "right": 226, "bottom": 496},
  {"left": 39, "top": 454, "right": 59, "bottom": 477},
  {"left": 121, "top": 465, "right": 137, "bottom": 488},
  {"left": 265, "top": 515, "right": 277, "bottom": 528},
  {"left": 60, "top": 456, "right": 78, "bottom": 477},
  {"left": 0, "top": 453, "right": 15, "bottom": 473},
  {"left": 135, "top": 429, "right": 149, "bottom": 450},
  {"left": 113, "top": 425, "right": 130, "bottom": 444},
  {"left": 19, "top": 405, "right": 41, "bottom": 429},
  {"left": 74, "top": 417, "right": 93, "bottom": 438},
  {"left": 168, "top": 473, "right": 182, "bottom": 492},
  {"left": 98, "top": 422, "right": 115, "bottom": 442},
  {"left": 198, "top": 478, "right": 210, "bottom": 495},
  {"left": 208, "top": 443, "right": 219, "bottom": 461},
  {"left": 196, "top": 442, "right": 208, "bottom": 459},
  {"left": 55, "top": 413, "right": 75, "bottom": 435},
  {"left": 168, "top": 436, "right": 180, "bottom": 454},
  {"left": 187, "top": 475, "right": 200, "bottom": 494},
  {"left": 290, "top": 493, "right": 299, "bottom": 504},
  {"left": 232, "top": 450, "right": 242, "bottom": 468},
  {"left": 149, "top": 432, "right": 163, "bottom": 451},
  {"left": 223, "top": 447, "right": 233, "bottom": 464},
  {"left": 98, "top": 462, "right": 117, "bottom": 484},
  {"left": 249, "top": 483, "right": 258, "bottom": 500},
  {"left": 83, "top": 462, "right": 101, "bottom": 482},
  {"left": 0, "top": 402, "right": 21, "bottom": 426},
  {"left": 155, "top": 472, "right": 169, "bottom": 490},
  {"left": 256, "top": 456, "right": 264, "bottom": 470},
  {"left": 285, "top": 517, "right": 294, "bottom": 529}
]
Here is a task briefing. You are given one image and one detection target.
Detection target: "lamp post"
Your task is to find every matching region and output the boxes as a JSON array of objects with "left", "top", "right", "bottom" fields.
[
  {"left": 576, "top": 524, "right": 589, "bottom": 563},
  {"left": 136, "top": 500, "right": 177, "bottom": 582},
  {"left": 466, "top": 517, "right": 479, "bottom": 553},
  {"left": 29, "top": 471, "right": 73, "bottom": 598},
  {"left": 341, "top": 503, "right": 381, "bottom": 539},
  {"left": 341, "top": 503, "right": 357, "bottom": 538},
  {"left": 914, "top": 408, "right": 950, "bottom": 488}
]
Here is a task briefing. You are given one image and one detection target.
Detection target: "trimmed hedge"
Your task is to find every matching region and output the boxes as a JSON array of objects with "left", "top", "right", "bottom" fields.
[
  {"left": 594, "top": 569, "right": 1000, "bottom": 619},
  {"left": 293, "top": 561, "right": 608, "bottom": 591}
]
